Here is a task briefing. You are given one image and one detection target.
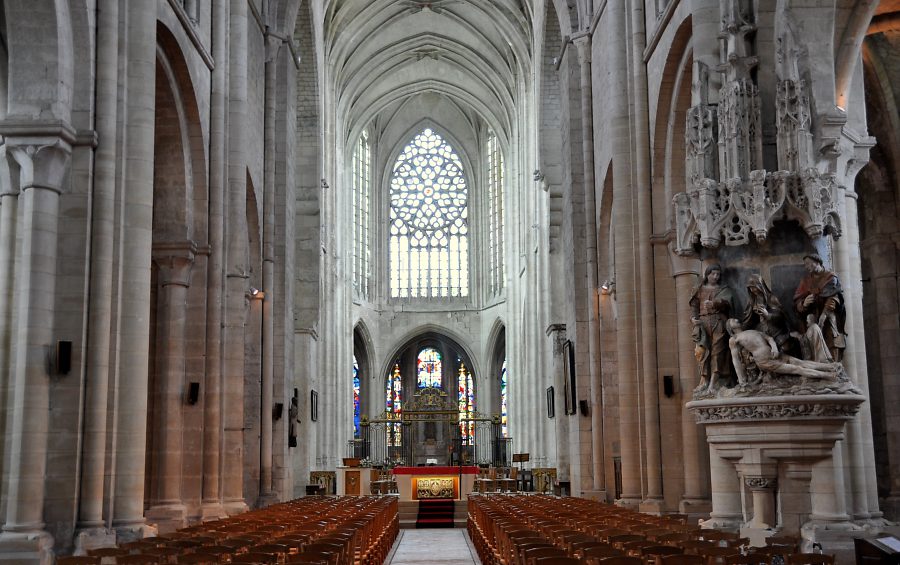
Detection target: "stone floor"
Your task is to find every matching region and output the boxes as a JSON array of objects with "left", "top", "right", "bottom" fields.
[{"left": 385, "top": 528, "right": 483, "bottom": 565}]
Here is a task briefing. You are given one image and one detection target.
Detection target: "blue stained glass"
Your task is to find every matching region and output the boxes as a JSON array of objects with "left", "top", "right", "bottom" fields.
[
  {"left": 500, "top": 360, "right": 508, "bottom": 437},
  {"left": 417, "top": 347, "right": 442, "bottom": 388},
  {"left": 353, "top": 356, "right": 361, "bottom": 438}
]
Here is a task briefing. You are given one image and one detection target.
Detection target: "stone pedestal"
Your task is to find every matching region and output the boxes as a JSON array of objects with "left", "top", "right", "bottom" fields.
[{"left": 688, "top": 391, "right": 865, "bottom": 549}]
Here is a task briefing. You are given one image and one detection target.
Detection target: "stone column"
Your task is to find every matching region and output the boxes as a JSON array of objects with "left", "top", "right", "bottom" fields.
[
  {"left": 743, "top": 475, "right": 778, "bottom": 529},
  {"left": 0, "top": 123, "right": 74, "bottom": 562},
  {"left": 258, "top": 32, "right": 280, "bottom": 507},
  {"left": 75, "top": 0, "right": 119, "bottom": 547},
  {"left": 865, "top": 236, "right": 900, "bottom": 512},
  {"left": 0, "top": 148, "right": 19, "bottom": 516},
  {"left": 222, "top": 0, "right": 249, "bottom": 516},
  {"left": 200, "top": 0, "right": 229, "bottom": 522},
  {"left": 670, "top": 250, "right": 710, "bottom": 513},
  {"left": 608, "top": 0, "right": 642, "bottom": 509},
  {"left": 146, "top": 244, "right": 195, "bottom": 532},
  {"left": 628, "top": 0, "right": 664, "bottom": 512},
  {"left": 835, "top": 180, "right": 881, "bottom": 521},
  {"left": 112, "top": 0, "right": 157, "bottom": 540},
  {"left": 572, "top": 33, "right": 605, "bottom": 498},
  {"left": 546, "top": 324, "right": 569, "bottom": 486},
  {"left": 703, "top": 447, "right": 743, "bottom": 530}
]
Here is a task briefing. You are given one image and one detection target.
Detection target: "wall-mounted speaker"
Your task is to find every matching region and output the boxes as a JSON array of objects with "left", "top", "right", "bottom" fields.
[
  {"left": 273, "top": 403, "right": 284, "bottom": 420},
  {"left": 578, "top": 399, "right": 590, "bottom": 417},
  {"left": 663, "top": 375, "right": 675, "bottom": 398},
  {"left": 56, "top": 340, "right": 72, "bottom": 375},
  {"left": 188, "top": 382, "right": 200, "bottom": 405}
]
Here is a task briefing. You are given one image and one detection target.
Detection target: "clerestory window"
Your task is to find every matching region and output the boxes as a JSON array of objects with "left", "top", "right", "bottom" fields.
[
  {"left": 486, "top": 132, "right": 505, "bottom": 295},
  {"left": 352, "top": 130, "right": 371, "bottom": 299},
  {"left": 389, "top": 128, "right": 469, "bottom": 298}
]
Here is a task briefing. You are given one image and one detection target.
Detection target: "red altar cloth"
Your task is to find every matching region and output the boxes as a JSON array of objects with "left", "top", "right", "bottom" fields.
[{"left": 392, "top": 466, "right": 479, "bottom": 475}]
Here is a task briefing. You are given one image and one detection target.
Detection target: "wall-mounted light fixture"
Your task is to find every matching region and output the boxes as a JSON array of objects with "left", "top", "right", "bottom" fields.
[
  {"left": 248, "top": 287, "right": 265, "bottom": 300},
  {"left": 600, "top": 280, "right": 615, "bottom": 295}
]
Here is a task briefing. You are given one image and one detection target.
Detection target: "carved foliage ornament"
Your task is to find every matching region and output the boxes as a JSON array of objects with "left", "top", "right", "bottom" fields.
[
  {"left": 691, "top": 401, "right": 861, "bottom": 424},
  {"left": 744, "top": 476, "right": 776, "bottom": 490}
]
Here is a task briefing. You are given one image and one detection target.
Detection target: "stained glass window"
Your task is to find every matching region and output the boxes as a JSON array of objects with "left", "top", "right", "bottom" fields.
[
  {"left": 353, "top": 355, "right": 361, "bottom": 438},
  {"left": 487, "top": 132, "right": 505, "bottom": 294},
  {"left": 386, "top": 364, "right": 403, "bottom": 447},
  {"left": 500, "top": 360, "right": 508, "bottom": 437},
  {"left": 417, "top": 347, "right": 442, "bottom": 388},
  {"left": 458, "top": 362, "right": 475, "bottom": 445},
  {"left": 389, "top": 128, "right": 469, "bottom": 298},
  {"left": 353, "top": 130, "right": 371, "bottom": 299}
]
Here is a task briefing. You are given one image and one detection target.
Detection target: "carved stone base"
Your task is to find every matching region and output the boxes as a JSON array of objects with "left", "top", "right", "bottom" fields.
[
  {"left": 113, "top": 522, "right": 157, "bottom": 544},
  {"left": 256, "top": 492, "right": 280, "bottom": 508},
  {"left": 0, "top": 530, "right": 55, "bottom": 565},
  {"left": 73, "top": 527, "right": 117, "bottom": 555},
  {"left": 580, "top": 490, "right": 608, "bottom": 503},
  {"left": 145, "top": 503, "right": 187, "bottom": 534},
  {"left": 639, "top": 498, "right": 665, "bottom": 515},
  {"left": 223, "top": 499, "right": 249, "bottom": 517},
  {"left": 688, "top": 393, "right": 865, "bottom": 542},
  {"left": 679, "top": 497, "right": 712, "bottom": 517},
  {"left": 199, "top": 502, "right": 229, "bottom": 522}
]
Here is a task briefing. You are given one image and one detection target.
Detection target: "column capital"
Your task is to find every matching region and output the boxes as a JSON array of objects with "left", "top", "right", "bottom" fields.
[
  {"left": 571, "top": 32, "right": 591, "bottom": 64},
  {"left": 668, "top": 242, "right": 701, "bottom": 277},
  {"left": 0, "top": 118, "right": 76, "bottom": 195},
  {"left": 744, "top": 476, "right": 777, "bottom": 491},
  {"left": 152, "top": 241, "right": 197, "bottom": 287}
]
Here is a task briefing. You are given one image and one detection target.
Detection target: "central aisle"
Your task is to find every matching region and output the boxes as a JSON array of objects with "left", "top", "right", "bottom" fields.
[{"left": 385, "top": 529, "right": 482, "bottom": 565}]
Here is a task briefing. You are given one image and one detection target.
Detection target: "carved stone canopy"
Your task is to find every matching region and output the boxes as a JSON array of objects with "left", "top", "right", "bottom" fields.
[{"left": 673, "top": 167, "right": 843, "bottom": 255}]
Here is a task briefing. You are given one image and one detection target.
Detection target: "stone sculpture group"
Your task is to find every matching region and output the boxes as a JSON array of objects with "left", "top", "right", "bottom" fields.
[{"left": 691, "top": 254, "right": 847, "bottom": 396}]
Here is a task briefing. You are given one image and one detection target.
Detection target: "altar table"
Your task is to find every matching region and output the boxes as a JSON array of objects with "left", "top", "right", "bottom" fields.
[{"left": 391, "top": 466, "right": 478, "bottom": 501}]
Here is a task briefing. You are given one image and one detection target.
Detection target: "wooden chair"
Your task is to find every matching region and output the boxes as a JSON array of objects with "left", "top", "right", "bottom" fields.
[
  {"left": 679, "top": 540, "right": 718, "bottom": 555},
  {"left": 657, "top": 555, "right": 705, "bottom": 565},
  {"left": 722, "top": 554, "right": 772, "bottom": 565},
  {"left": 783, "top": 554, "right": 835, "bottom": 565},
  {"left": 696, "top": 546, "right": 740, "bottom": 565},
  {"left": 522, "top": 546, "right": 568, "bottom": 565},
  {"left": 531, "top": 558, "right": 581, "bottom": 565},
  {"left": 579, "top": 544, "right": 625, "bottom": 564},
  {"left": 176, "top": 553, "right": 219, "bottom": 565},
  {"left": 230, "top": 552, "right": 278, "bottom": 564},
  {"left": 593, "top": 557, "right": 644, "bottom": 565},
  {"left": 640, "top": 545, "right": 684, "bottom": 559},
  {"left": 116, "top": 556, "right": 162, "bottom": 565},
  {"left": 58, "top": 558, "right": 101, "bottom": 565}
]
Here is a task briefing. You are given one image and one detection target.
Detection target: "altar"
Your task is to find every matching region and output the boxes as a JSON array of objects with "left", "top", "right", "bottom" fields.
[{"left": 392, "top": 466, "right": 478, "bottom": 501}]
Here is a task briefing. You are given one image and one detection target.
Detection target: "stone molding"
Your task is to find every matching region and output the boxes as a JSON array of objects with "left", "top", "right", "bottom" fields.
[
  {"left": 744, "top": 476, "right": 777, "bottom": 490},
  {"left": 687, "top": 393, "right": 865, "bottom": 424}
]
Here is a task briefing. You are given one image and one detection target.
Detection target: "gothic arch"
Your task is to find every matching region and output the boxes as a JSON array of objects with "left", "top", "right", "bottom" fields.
[
  {"left": 381, "top": 120, "right": 476, "bottom": 195},
  {"left": 379, "top": 326, "right": 480, "bottom": 382}
]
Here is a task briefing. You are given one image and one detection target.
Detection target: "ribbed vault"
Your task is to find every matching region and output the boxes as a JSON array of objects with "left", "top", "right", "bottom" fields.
[{"left": 324, "top": 0, "right": 532, "bottom": 145}]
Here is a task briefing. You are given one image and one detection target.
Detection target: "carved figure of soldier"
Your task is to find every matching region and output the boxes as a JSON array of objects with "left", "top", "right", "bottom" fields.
[
  {"left": 690, "top": 264, "right": 734, "bottom": 391},
  {"left": 793, "top": 253, "right": 846, "bottom": 362}
]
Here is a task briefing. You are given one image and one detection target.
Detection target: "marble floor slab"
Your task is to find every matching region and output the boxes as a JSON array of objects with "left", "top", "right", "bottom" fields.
[{"left": 386, "top": 529, "right": 482, "bottom": 565}]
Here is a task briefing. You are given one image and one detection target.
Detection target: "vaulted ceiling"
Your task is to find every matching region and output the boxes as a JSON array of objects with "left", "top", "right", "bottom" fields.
[{"left": 324, "top": 0, "right": 533, "bottom": 146}]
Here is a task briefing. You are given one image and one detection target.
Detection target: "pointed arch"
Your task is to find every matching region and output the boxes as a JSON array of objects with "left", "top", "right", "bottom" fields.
[{"left": 387, "top": 125, "right": 471, "bottom": 298}]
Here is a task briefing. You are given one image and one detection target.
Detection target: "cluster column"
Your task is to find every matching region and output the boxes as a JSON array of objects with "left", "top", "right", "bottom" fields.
[
  {"left": 146, "top": 245, "right": 195, "bottom": 532},
  {"left": 0, "top": 122, "right": 74, "bottom": 563}
]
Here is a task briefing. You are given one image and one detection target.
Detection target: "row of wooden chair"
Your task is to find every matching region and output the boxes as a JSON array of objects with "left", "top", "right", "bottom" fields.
[
  {"left": 58, "top": 495, "right": 399, "bottom": 565},
  {"left": 467, "top": 494, "right": 835, "bottom": 565}
]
